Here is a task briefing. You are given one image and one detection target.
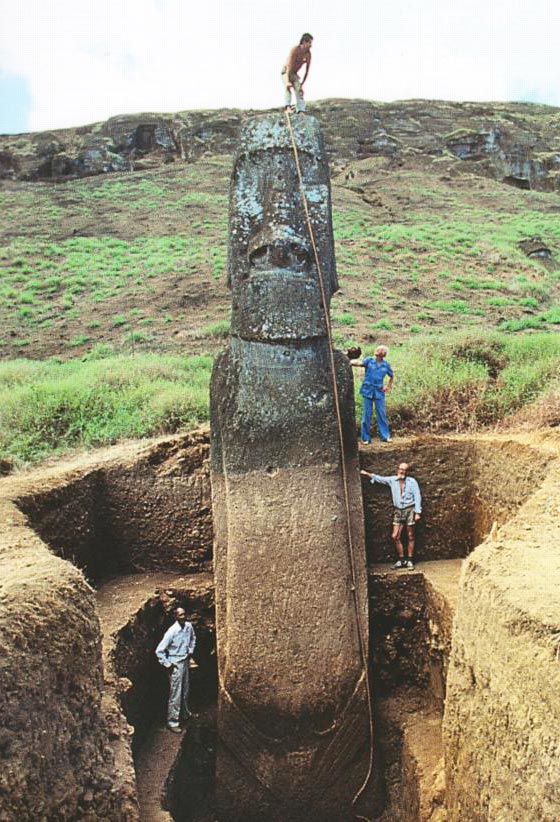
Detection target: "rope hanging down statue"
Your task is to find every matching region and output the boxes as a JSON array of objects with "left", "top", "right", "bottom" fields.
[{"left": 210, "top": 113, "right": 373, "bottom": 821}]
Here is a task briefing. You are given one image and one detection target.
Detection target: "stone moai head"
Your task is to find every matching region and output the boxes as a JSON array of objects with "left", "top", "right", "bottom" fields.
[{"left": 228, "top": 114, "right": 338, "bottom": 342}]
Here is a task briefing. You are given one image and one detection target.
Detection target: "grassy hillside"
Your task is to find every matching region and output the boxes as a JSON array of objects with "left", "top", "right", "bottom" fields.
[
  {"left": 1, "top": 331, "right": 559, "bottom": 465},
  {"left": 1, "top": 100, "right": 559, "bottom": 463},
  {"left": 1, "top": 155, "right": 559, "bottom": 360}
]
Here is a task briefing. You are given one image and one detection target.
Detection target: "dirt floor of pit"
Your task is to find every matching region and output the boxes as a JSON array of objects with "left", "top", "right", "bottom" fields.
[
  {"left": 96, "top": 571, "right": 213, "bottom": 822},
  {"left": 133, "top": 724, "right": 181, "bottom": 822},
  {"left": 95, "top": 562, "right": 463, "bottom": 822},
  {"left": 371, "top": 560, "right": 461, "bottom": 822}
]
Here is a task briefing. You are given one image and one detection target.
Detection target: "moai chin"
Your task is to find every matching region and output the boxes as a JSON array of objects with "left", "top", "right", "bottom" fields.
[{"left": 210, "top": 113, "right": 371, "bottom": 821}]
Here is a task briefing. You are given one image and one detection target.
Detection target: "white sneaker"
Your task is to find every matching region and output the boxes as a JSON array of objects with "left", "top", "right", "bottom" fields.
[{"left": 405, "top": 560, "right": 415, "bottom": 570}]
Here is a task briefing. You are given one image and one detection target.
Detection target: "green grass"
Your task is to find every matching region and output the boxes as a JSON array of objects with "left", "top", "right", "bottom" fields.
[
  {"left": 1, "top": 158, "right": 558, "bottom": 357},
  {"left": 371, "top": 319, "right": 395, "bottom": 330},
  {"left": 2, "top": 330, "right": 559, "bottom": 465},
  {"left": 424, "top": 299, "right": 484, "bottom": 315},
  {"left": 0, "top": 235, "right": 224, "bottom": 318},
  {"left": 199, "top": 319, "right": 231, "bottom": 337},
  {"left": 333, "top": 312, "right": 357, "bottom": 327},
  {"left": 0, "top": 352, "right": 212, "bottom": 464},
  {"left": 332, "top": 205, "right": 560, "bottom": 319},
  {"left": 380, "top": 330, "right": 560, "bottom": 431},
  {"left": 498, "top": 306, "right": 560, "bottom": 331}
]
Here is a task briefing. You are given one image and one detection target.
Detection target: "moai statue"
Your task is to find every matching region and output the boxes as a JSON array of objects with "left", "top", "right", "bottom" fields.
[{"left": 210, "top": 113, "right": 371, "bottom": 821}]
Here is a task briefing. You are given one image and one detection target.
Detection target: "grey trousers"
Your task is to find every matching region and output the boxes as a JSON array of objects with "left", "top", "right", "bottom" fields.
[
  {"left": 282, "top": 70, "right": 306, "bottom": 112},
  {"left": 167, "top": 660, "right": 190, "bottom": 724}
]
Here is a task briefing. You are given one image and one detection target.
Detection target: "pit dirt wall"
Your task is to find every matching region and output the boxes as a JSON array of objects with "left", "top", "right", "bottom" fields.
[
  {"left": 360, "top": 436, "right": 547, "bottom": 563},
  {"left": 1, "top": 428, "right": 558, "bottom": 821},
  {"left": 0, "top": 498, "right": 138, "bottom": 821},
  {"left": 0, "top": 431, "right": 213, "bottom": 821},
  {"left": 444, "top": 433, "right": 560, "bottom": 821},
  {"left": 15, "top": 429, "right": 212, "bottom": 582},
  {"left": 109, "top": 577, "right": 216, "bottom": 739},
  {"left": 14, "top": 432, "right": 546, "bottom": 581}
]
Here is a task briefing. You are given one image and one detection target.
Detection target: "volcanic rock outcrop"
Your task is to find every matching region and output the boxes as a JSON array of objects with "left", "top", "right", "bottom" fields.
[{"left": 209, "top": 113, "right": 371, "bottom": 821}]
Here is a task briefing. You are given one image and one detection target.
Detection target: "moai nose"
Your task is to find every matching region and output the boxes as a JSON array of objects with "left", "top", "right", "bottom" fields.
[{"left": 248, "top": 229, "right": 311, "bottom": 274}]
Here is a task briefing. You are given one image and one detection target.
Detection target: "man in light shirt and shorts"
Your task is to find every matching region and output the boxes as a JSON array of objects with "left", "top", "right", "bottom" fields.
[{"left": 361, "top": 462, "right": 422, "bottom": 569}]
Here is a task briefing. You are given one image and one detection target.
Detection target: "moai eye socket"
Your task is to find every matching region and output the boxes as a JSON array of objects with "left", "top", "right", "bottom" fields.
[
  {"left": 269, "top": 246, "right": 285, "bottom": 267},
  {"left": 249, "top": 247, "right": 269, "bottom": 268},
  {"left": 290, "top": 245, "right": 310, "bottom": 270}
]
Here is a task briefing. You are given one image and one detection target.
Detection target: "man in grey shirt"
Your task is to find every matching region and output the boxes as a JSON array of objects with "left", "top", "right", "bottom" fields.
[
  {"left": 155, "top": 606, "right": 196, "bottom": 732},
  {"left": 361, "top": 462, "right": 422, "bottom": 569}
]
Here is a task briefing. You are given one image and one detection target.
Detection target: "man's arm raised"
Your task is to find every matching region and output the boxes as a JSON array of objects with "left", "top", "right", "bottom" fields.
[{"left": 360, "top": 470, "right": 392, "bottom": 486}]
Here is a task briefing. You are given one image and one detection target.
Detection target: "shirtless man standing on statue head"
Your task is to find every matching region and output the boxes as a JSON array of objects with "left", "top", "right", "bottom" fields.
[{"left": 282, "top": 33, "right": 313, "bottom": 113}]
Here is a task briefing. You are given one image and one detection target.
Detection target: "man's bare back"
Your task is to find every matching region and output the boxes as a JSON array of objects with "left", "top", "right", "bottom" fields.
[
  {"left": 285, "top": 44, "right": 311, "bottom": 80},
  {"left": 284, "top": 34, "right": 313, "bottom": 84}
]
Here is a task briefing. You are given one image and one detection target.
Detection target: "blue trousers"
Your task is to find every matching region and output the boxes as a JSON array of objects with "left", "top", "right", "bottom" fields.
[{"left": 361, "top": 390, "right": 390, "bottom": 442}]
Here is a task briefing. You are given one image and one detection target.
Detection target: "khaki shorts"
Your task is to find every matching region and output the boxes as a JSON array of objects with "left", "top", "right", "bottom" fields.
[{"left": 393, "top": 506, "right": 416, "bottom": 526}]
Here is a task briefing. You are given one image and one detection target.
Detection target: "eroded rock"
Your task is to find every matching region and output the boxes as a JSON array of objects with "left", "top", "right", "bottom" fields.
[{"left": 210, "top": 113, "right": 371, "bottom": 821}]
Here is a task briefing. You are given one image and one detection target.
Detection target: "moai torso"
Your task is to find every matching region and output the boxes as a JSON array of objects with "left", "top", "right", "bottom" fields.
[{"left": 210, "top": 114, "right": 371, "bottom": 821}]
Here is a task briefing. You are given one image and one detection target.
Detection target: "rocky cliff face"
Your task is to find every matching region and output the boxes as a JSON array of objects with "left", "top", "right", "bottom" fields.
[{"left": 2, "top": 99, "right": 560, "bottom": 192}]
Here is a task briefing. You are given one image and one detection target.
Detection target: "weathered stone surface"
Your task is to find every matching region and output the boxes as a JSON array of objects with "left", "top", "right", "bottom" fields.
[
  {"left": 444, "top": 128, "right": 501, "bottom": 161},
  {"left": 76, "top": 135, "right": 128, "bottom": 175},
  {"left": 210, "top": 113, "right": 371, "bottom": 820},
  {"left": 518, "top": 235, "right": 556, "bottom": 269},
  {"left": 0, "top": 149, "right": 19, "bottom": 179}
]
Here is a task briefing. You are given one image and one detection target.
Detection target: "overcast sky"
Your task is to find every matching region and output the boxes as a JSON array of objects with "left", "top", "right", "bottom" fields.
[{"left": 1, "top": 0, "right": 559, "bottom": 134}]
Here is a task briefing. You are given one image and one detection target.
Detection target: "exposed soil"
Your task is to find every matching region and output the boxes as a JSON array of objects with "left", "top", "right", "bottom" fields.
[
  {"left": 135, "top": 725, "right": 181, "bottom": 822},
  {"left": 93, "top": 561, "right": 462, "bottom": 822},
  {"left": 95, "top": 572, "right": 212, "bottom": 821},
  {"left": 1, "top": 428, "right": 560, "bottom": 820}
]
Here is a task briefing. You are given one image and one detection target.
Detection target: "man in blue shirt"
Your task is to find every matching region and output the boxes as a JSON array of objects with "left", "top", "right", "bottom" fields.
[
  {"left": 360, "top": 462, "right": 422, "bottom": 569},
  {"left": 155, "top": 606, "right": 196, "bottom": 732},
  {"left": 351, "top": 345, "right": 394, "bottom": 443}
]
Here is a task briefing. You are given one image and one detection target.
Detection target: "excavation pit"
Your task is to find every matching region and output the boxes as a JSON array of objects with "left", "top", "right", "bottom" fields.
[{"left": 1, "top": 429, "right": 559, "bottom": 821}]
